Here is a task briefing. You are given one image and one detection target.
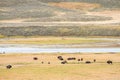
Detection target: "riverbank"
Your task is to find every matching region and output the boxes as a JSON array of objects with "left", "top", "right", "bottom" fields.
[
  {"left": 0, "top": 53, "right": 120, "bottom": 80},
  {"left": 0, "top": 37, "right": 120, "bottom": 48}
]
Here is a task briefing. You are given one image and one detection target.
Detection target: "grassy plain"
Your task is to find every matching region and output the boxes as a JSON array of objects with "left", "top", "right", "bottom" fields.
[
  {"left": 49, "top": 2, "right": 101, "bottom": 11},
  {"left": 0, "top": 53, "right": 120, "bottom": 80},
  {"left": 0, "top": 36, "right": 113, "bottom": 44}
]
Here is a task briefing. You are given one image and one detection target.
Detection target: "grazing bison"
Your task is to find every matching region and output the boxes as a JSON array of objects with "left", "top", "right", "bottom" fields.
[
  {"left": 33, "top": 57, "right": 38, "bottom": 60},
  {"left": 48, "top": 62, "right": 50, "bottom": 64},
  {"left": 67, "top": 57, "right": 76, "bottom": 60},
  {"left": 57, "top": 56, "right": 64, "bottom": 60},
  {"left": 41, "top": 61, "right": 44, "bottom": 64},
  {"left": 93, "top": 59, "right": 96, "bottom": 62},
  {"left": 61, "top": 61, "right": 67, "bottom": 64},
  {"left": 107, "top": 60, "right": 112, "bottom": 64},
  {"left": 6, "top": 65, "right": 12, "bottom": 69},
  {"left": 78, "top": 59, "right": 81, "bottom": 61},
  {"left": 85, "top": 61, "right": 91, "bottom": 64},
  {"left": 81, "top": 58, "right": 83, "bottom": 61}
]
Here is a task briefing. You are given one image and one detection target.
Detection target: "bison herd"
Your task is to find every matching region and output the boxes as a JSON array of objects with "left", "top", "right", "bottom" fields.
[
  {"left": 57, "top": 56, "right": 113, "bottom": 65},
  {"left": 5, "top": 56, "right": 113, "bottom": 69}
]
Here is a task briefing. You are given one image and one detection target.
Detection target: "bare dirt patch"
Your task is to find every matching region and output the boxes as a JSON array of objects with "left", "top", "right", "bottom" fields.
[
  {"left": 87, "top": 10, "right": 120, "bottom": 24},
  {"left": 49, "top": 2, "right": 101, "bottom": 11}
]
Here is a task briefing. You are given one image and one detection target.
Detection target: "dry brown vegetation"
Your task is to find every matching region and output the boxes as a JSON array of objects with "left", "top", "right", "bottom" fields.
[
  {"left": 0, "top": 37, "right": 109, "bottom": 44},
  {"left": 49, "top": 2, "right": 101, "bottom": 11}
]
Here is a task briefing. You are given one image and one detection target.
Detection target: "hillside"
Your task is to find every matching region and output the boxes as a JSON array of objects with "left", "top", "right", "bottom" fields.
[
  {"left": 39, "top": 0, "right": 120, "bottom": 9},
  {"left": 0, "top": 0, "right": 118, "bottom": 23},
  {"left": 0, "top": 25, "right": 120, "bottom": 37},
  {"left": 0, "top": 0, "right": 72, "bottom": 20}
]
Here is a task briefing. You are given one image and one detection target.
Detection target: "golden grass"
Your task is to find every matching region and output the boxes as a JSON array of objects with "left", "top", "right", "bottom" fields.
[
  {"left": 0, "top": 36, "right": 110, "bottom": 44},
  {"left": 49, "top": 2, "right": 101, "bottom": 11},
  {"left": 0, "top": 53, "right": 120, "bottom": 80},
  {"left": 0, "top": 34, "right": 5, "bottom": 38},
  {"left": 0, "top": 53, "right": 120, "bottom": 64}
]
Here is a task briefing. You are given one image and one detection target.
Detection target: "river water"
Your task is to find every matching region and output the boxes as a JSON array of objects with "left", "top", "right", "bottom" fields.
[{"left": 0, "top": 46, "right": 120, "bottom": 53}]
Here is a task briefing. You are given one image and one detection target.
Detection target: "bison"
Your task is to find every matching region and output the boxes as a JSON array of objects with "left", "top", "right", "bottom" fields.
[
  {"left": 57, "top": 56, "right": 64, "bottom": 60},
  {"left": 67, "top": 57, "right": 76, "bottom": 60},
  {"left": 48, "top": 62, "right": 50, "bottom": 64},
  {"left": 33, "top": 57, "right": 38, "bottom": 60},
  {"left": 85, "top": 61, "right": 91, "bottom": 64},
  {"left": 81, "top": 58, "right": 83, "bottom": 61},
  {"left": 6, "top": 65, "right": 12, "bottom": 69},
  {"left": 78, "top": 59, "right": 81, "bottom": 61},
  {"left": 61, "top": 61, "right": 67, "bottom": 64},
  {"left": 41, "top": 61, "right": 44, "bottom": 64},
  {"left": 93, "top": 59, "right": 96, "bottom": 62},
  {"left": 107, "top": 60, "right": 112, "bottom": 64}
]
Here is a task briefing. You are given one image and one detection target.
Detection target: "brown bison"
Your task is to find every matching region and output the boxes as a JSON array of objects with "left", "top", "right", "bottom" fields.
[
  {"left": 48, "top": 62, "right": 50, "bottom": 64},
  {"left": 6, "top": 65, "right": 12, "bottom": 69},
  {"left": 81, "top": 58, "right": 83, "bottom": 61},
  {"left": 33, "top": 57, "right": 38, "bottom": 60},
  {"left": 41, "top": 61, "right": 44, "bottom": 64},
  {"left": 67, "top": 57, "right": 76, "bottom": 60},
  {"left": 57, "top": 56, "right": 64, "bottom": 60},
  {"left": 85, "top": 61, "right": 91, "bottom": 64},
  {"left": 78, "top": 59, "right": 81, "bottom": 61},
  {"left": 93, "top": 59, "right": 96, "bottom": 62},
  {"left": 61, "top": 61, "right": 67, "bottom": 64},
  {"left": 107, "top": 60, "right": 112, "bottom": 64}
]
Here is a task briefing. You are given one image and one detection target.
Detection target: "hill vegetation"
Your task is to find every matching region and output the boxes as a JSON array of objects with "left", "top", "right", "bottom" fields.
[
  {"left": 0, "top": 25, "right": 120, "bottom": 37},
  {"left": 0, "top": 0, "right": 119, "bottom": 37},
  {"left": 39, "top": 0, "right": 120, "bottom": 9},
  {"left": 0, "top": 0, "right": 116, "bottom": 22},
  {"left": 0, "top": 0, "right": 68, "bottom": 20}
]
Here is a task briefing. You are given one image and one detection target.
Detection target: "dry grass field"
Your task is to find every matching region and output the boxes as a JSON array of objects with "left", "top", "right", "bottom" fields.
[
  {"left": 0, "top": 53, "right": 120, "bottom": 80},
  {"left": 0, "top": 37, "right": 114, "bottom": 44},
  {"left": 0, "top": 36, "right": 120, "bottom": 47}
]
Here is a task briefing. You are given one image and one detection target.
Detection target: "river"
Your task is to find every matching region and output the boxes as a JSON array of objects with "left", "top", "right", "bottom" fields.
[{"left": 0, "top": 44, "right": 120, "bottom": 53}]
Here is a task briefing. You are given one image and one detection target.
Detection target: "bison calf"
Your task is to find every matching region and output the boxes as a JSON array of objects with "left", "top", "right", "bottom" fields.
[
  {"left": 93, "top": 59, "right": 96, "bottom": 62},
  {"left": 41, "top": 61, "right": 44, "bottom": 64}
]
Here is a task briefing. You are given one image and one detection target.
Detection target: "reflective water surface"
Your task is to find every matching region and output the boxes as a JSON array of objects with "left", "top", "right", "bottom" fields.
[{"left": 0, "top": 46, "right": 120, "bottom": 53}]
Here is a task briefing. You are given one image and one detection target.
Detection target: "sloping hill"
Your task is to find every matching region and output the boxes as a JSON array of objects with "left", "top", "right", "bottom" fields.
[
  {"left": 0, "top": 0, "right": 113, "bottom": 22},
  {"left": 0, "top": 0, "right": 119, "bottom": 37},
  {"left": 39, "top": 0, "right": 120, "bottom": 9},
  {"left": 0, "top": 25, "right": 120, "bottom": 37},
  {"left": 0, "top": 0, "right": 71, "bottom": 20}
]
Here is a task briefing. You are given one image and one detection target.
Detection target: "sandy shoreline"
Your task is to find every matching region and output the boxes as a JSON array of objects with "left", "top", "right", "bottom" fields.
[{"left": 0, "top": 42, "right": 120, "bottom": 48}]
